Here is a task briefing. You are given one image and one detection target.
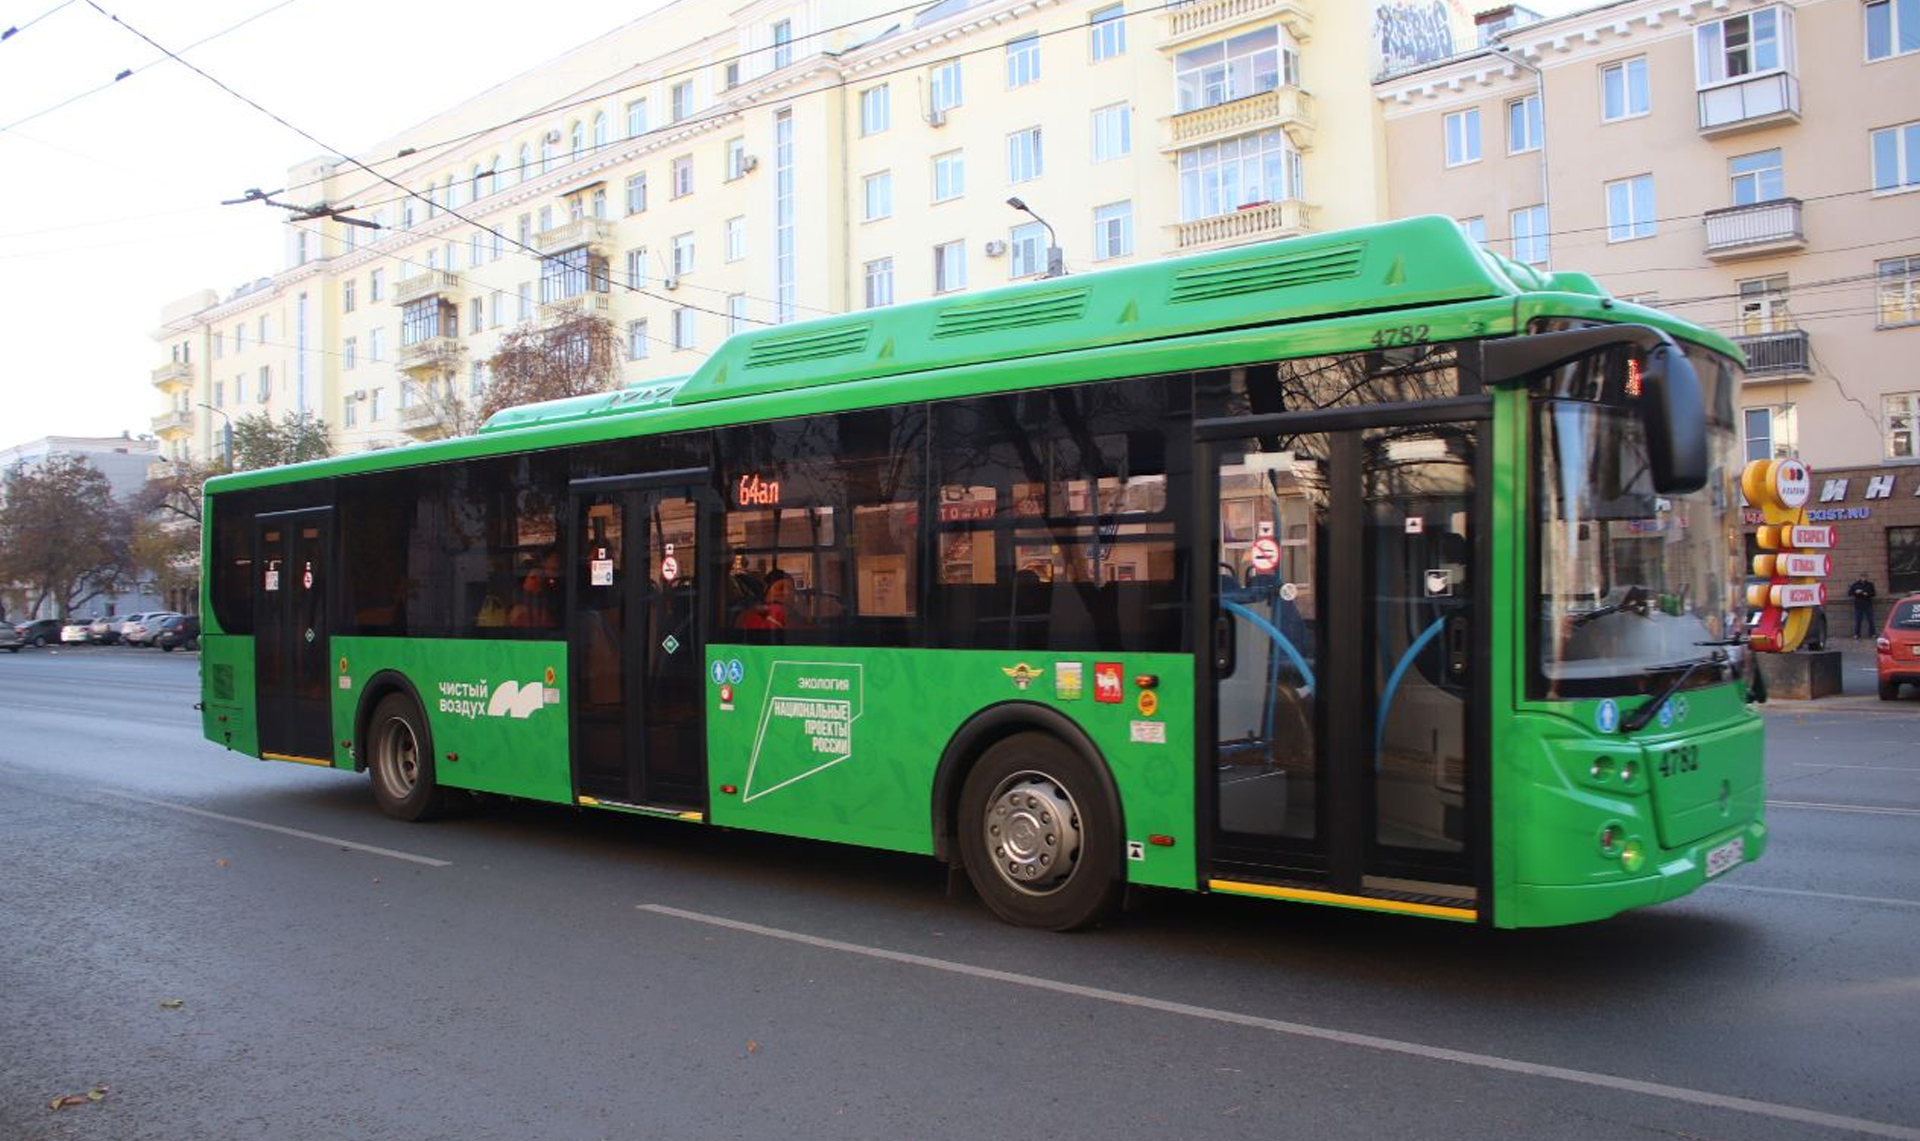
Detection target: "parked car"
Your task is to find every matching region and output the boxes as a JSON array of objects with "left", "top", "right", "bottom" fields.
[
  {"left": 0, "top": 623, "right": 21, "bottom": 653},
  {"left": 61, "top": 619, "right": 93, "bottom": 644},
  {"left": 14, "top": 618, "right": 61, "bottom": 647},
  {"left": 1875, "top": 594, "right": 1920, "bottom": 700},
  {"left": 121, "top": 612, "right": 179, "bottom": 647},
  {"left": 152, "top": 614, "right": 200, "bottom": 652},
  {"left": 116, "top": 612, "right": 154, "bottom": 643},
  {"left": 88, "top": 615, "right": 121, "bottom": 644}
]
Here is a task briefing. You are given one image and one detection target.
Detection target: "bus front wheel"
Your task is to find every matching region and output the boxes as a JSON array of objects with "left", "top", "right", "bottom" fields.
[
  {"left": 367, "top": 693, "right": 454, "bottom": 822},
  {"left": 958, "top": 733, "right": 1123, "bottom": 931}
]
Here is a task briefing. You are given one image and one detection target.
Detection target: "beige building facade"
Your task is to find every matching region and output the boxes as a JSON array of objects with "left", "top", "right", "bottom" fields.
[{"left": 149, "top": 0, "right": 1475, "bottom": 464}]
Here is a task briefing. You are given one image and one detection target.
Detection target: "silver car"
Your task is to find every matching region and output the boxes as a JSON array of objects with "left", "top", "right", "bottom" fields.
[{"left": 0, "top": 623, "right": 20, "bottom": 653}]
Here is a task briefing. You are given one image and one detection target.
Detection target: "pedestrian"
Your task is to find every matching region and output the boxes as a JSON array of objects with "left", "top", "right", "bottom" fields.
[{"left": 1849, "top": 572, "right": 1877, "bottom": 638}]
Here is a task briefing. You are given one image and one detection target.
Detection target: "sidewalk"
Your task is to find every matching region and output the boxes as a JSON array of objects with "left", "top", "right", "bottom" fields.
[{"left": 1763, "top": 636, "right": 1907, "bottom": 713}]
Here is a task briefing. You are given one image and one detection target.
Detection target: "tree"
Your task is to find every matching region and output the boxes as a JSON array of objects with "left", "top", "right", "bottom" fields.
[
  {"left": 481, "top": 313, "right": 620, "bottom": 423},
  {"left": 0, "top": 456, "right": 131, "bottom": 620},
  {"left": 130, "top": 459, "right": 220, "bottom": 612},
  {"left": 403, "top": 340, "right": 487, "bottom": 440},
  {"left": 231, "top": 411, "right": 334, "bottom": 470}
]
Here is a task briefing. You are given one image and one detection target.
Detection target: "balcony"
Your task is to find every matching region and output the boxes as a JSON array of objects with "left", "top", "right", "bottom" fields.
[
  {"left": 1171, "top": 199, "right": 1310, "bottom": 252},
  {"left": 1735, "top": 329, "right": 1812, "bottom": 382},
  {"left": 150, "top": 361, "right": 192, "bottom": 392},
  {"left": 393, "top": 270, "right": 463, "bottom": 306},
  {"left": 1697, "top": 72, "right": 1800, "bottom": 136},
  {"left": 396, "top": 335, "right": 460, "bottom": 375},
  {"left": 544, "top": 291, "right": 612, "bottom": 320},
  {"left": 1704, "top": 198, "right": 1805, "bottom": 260},
  {"left": 150, "top": 409, "right": 190, "bottom": 438},
  {"left": 1166, "top": 87, "right": 1314, "bottom": 151},
  {"left": 1161, "top": 0, "right": 1311, "bottom": 49},
  {"left": 533, "top": 217, "right": 613, "bottom": 256},
  {"left": 145, "top": 459, "right": 177, "bottom": 482},
  {"left": 398, "top": 403, "right": 445, "bottom": 437}
]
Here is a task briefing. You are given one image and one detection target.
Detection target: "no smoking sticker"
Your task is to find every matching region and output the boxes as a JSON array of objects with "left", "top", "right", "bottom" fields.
[{"left": 1249, "top": 537, "right": 1281, "bottom": 573}]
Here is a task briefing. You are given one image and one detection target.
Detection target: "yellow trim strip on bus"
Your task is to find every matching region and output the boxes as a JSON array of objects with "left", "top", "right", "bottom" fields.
[
  {"left": 1208, "top": 879, "right": 1478, "bottom": 922},
  {"left": 262, "top": 752, "right": 335, "bottom": 767},
  {"left": 576, "top": 796, "right": 704, "bottom": 823}
]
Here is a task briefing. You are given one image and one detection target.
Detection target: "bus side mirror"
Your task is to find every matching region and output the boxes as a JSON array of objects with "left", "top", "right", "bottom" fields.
[{"left": 1636, "top": 343, "right": 1708, "bottom": 496}]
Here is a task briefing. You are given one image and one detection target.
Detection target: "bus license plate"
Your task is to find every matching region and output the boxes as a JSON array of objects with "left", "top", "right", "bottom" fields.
[{"left": 1705, "top": 836, "right": 1744, "bottom": 878}]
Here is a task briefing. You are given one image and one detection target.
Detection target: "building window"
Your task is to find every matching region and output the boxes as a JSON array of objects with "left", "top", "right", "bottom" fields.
[
  {"left": 518, "top": 214, "right": 532, "bottom": 247},
  {"left": 234, "top": 324, "right": 245, "bottom": 351},
  {"left": 1444, "top": 108, "right": 1481, "bottom": 166},
  {"left": 1872, "top": 121, "right": 1920, "bottom": 193},
  {"left": 1886, "top": 392, "right": 1920, "bottom": 458},
  {"left": 771, "top": 19, "right": 793, "bottom": 69},
  {"left": 627, "top": 98, "right": 648, "bottom": 138},
  {"left": 343, "top": 393, "right": 357, "bottom": 429},
  {"left": 1697, "top": 8, "right": 1789, "bottom": 86},
  {"left": 864, "top": 258, "right": 894, "bottom": 308},
  {"left": 592, "top": 112, "right": 608, "bottom": 150},
  {"left": 934, "top": 240, "right": 966, "bottom": 293},
  {"left": 342, "top": 280, "right": 356, "bottom": 314},
  {"left": 591, "top": 188, "right": 607, "bottom": 220},
  {"left": 369, "top": 269, "right": 384, "bottom": 302},
  {"left": 1459, "top": 216, "right": 1486, "bottom": 245},
  {"left": 728, "top": 137, "right": 752, "bottom": 181},
  {"left": 1091, "top": 103, "right": 1131, "bottom": 163},
  {"left": 1007, "top": 127, "right": 1042, "bottom": 184},
  {"left": 370, "top": 388, "right": 384, "bottom": 421},
  {"left": 861, "top": 85, "right": 890, "bottom": 135},
  {"left": 672, "top": 308, "right": 696, "bottom": 350},
  {"left": 341, "top": 337, "right": 356, "bottom": 371},
  {"left": 930, "top": 60, "right": 963, "bottom": 114},
  {"left": 541, "top": 134, "right": 557, "bottom": 174},
  {"left": 490, "top": 290, "right": 504, "bottom": 327},
  {"left": 1880, "top": 255, "right": 1920, "bottom": 326},
  {"left": 933, "top": 150, "right": 965, "bottom": 202},
  {"left": 1006, "top": 33, "right": 1040, "bottom": 87},
  {"left": 1511, "top": 204, "right": 1549, "bottom": 265},
  {"left": 470, "top": 232, "right": 485, "bottom": 267},
  {"left": 671, "top": 80, "right": 693, "bottom": 122},
  {"left": 257, "top": 366, "right": 271, "bottom": 403},
  {"left": 774, "top": 107, "right": 795, "bottom": 324},
  {"left": 539, "top": 247, "right": 607, "bottom": 304},
  {"left": 1730, "top": 149, "right": 1785, "bottom": 205},
  {"left": 1868, "top": 0, "right": 1920, "bottom": 61},
  {"left": 517, "top": 283, "right": 533, "bottom": 322},
  {"left": 1890, "top": 527, "right": 1920, "bottom": 595},
  {"left": 626, "top": 172, "right": 648, "bottom": 214},
  {"left": 469, "top": 297, "right": 484, "bottom": 335},
  {"left": 672, "top": 155, "right": 694, "bottom": 197},
  {"left": 470, "top": 361, "right": 487, "bottom": 397},
  {"left": 671, "top": 232, "right": 695, "bottom": 277},
  {"left": 864, "top": 171, "right": 893, "bottom": 221},
  {"left": 1737, "top": 275, "right": 1790, "bottom": 335},
  {"left": 1090, "top": 4, "right": 1125, "bottom": 61},
  {"left": 728, "top": 293, "right": 750, "bottom": 334},
  {"left": 626, "top": 247, "right": 649, "bottom": 289},
  {"left": 1174, "top": 26, "right": 1293, "bottom": 113},
  {"left": 1009, "top": 221, "right": 1046, "bottom": 278},
  {"left": 1601, "top": 56, "right": 1650, "bottom": 120},
  {"left": 516, "top": 144, "right": 531, "bottom": 183},
  {"left": 1507, "top": 94, "right": 1541, "bottom": 154},
  {"left": 1093, "top": 201, "right": 1133, "bottom": 260},
  {"left": 628, "top": 320, "right": 649, "bottom": 361},
  {"left": 1177, "top": 130, "right": 1304, "bottom": 220},
  {"left": 1605, "top": 174, "right": 1656, "bottom": 242},
  {"left": 721, "top": 217, "right": 743, "bottom": 262},
  {"left": 1744, "top": 407, "right": 1779, "bottom": 463},
  {"left": 725, "top": 60, "right": 741, "bottom": 89}
]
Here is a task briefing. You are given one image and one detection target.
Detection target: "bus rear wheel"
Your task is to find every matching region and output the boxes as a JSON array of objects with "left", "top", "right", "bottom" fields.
[
  {"left": 367, "top": 693, "right": 454, "bottom": 822},
  {"left": 958, "top": 733, "right": 1122, "bottom": 931}
]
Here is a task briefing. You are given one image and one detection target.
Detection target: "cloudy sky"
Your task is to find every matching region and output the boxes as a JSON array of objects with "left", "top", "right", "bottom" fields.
[{"left": 0, "top": 0, "right": 1588, "bottom": 447}]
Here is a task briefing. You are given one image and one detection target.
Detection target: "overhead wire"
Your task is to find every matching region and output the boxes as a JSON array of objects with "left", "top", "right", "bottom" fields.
[{"left": 1, "top": 0, "right": 76, "bottom": 42}]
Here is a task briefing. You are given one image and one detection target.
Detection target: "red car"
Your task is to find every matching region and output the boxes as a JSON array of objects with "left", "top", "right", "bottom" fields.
[{"left": 1876, "top": 594, "right": 1920, "bottom": 700}]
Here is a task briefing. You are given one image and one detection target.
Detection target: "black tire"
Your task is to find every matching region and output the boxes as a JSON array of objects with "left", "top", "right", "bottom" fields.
[
  {"left": 1881, "top": 680, "right": 1900, "bottom": 701},
  {"left": 957, "top": 732, "right": 1124, "bottom": 931},
  {"left": 160, "top": 643, "right": 175, "bottom": 653},
  {"left": 366, "top": 692, "right": 456, "bottom": 822},
  {"left": 4, "top": 646, "right": 17, "bottom": 653},
  {"left": 31, "top": 635, "right": 46, "bottom": 648}
]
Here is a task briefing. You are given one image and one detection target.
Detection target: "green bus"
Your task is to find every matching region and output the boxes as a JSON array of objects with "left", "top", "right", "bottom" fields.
[{"left": 199, "top": 216, "right": 1764, "bottom": 930}]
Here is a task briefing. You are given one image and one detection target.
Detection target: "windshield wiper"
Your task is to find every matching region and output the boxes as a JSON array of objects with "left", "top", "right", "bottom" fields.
[
  {"left": 1620, "top": 650, "right": 1728, "bottom": 734},
  {"left": 1571, "top": 584, "right": 1650, "bottom": 627}
]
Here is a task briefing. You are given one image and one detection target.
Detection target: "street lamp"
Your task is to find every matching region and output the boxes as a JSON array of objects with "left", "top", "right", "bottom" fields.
[
  {"left": 197, "top": 402, "right": 233, "bottom": 471},
  {"left": 1495, "top": 43, "right": 1550, "bottom": 261},
  {"left": 1006, "top": 196, "right": 1065, "bottom": 279}
]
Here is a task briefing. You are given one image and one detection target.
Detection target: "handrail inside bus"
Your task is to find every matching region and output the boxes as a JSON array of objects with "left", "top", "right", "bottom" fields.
[
  {"left": 1222, "top": 599, "right": 1314, "bottom": 694},
  {"left": 1374, "top": 616, "right": 1449, "bottom": 766}
]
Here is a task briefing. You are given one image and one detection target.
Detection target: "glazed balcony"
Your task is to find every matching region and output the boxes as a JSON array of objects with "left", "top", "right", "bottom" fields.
[
  {"left": 150, "top": 361, "right": 192, "bottom": 392},
  {"left": 1704, "top": 198, "right": 1805, "bottom": 260},
  {"left": 393, "top": 270, "right": 463, "bottom": 306},
  {"left": 1162, "top": 0, "right": 1311, "bottom": 49},
  {"left": 1166, "top": 87, "right": 1314, "bottom": 151},
  {"left": 1735, "top": 329, "right": 1812, "bottom": 382},
  {"left": 1697, "top": 72, "right": 1800, "bottom": 137},
  {"left": 1172, "top": 199, "right": 1309, "bottom": 252}
]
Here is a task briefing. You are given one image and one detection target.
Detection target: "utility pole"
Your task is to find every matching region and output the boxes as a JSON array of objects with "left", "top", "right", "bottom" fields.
[{"left": 1007, "top": 197, "right": 1065, "bottom": 278}]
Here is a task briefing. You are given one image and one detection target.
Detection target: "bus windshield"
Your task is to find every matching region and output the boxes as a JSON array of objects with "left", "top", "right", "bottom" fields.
[{"left": 1535, "top": 346, "right": 1742, "bottom": 698}]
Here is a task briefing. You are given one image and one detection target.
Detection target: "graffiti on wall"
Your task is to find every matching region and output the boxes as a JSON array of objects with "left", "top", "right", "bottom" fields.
[{"left": 1374, "top": 0, "right": 1474, "bottom": 77}]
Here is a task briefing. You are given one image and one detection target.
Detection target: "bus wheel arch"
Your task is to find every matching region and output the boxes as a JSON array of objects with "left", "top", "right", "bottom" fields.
[
  {"left": 357, "top": 673, "right": 457, "bottom": 822},
  {"left": 934, "top": 704, "right": 1126, "bottom": 930}
]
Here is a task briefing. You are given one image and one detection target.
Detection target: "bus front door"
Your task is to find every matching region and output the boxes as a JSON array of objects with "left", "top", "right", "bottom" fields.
[
  {"left": 569, "top": 474, "right": 710, "bottom": 813},
  {"left": 1206, "top": 412, "right": 1486, "bottom": 914},
  {"left": 254, "top": 507, "right": 334, "bottom": 765}
]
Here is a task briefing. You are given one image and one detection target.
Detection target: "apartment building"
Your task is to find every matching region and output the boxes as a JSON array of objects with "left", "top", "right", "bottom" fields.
[
  {"left": 150, "top": 0, "right": 1498, "bottom": 464},
  {"left": 1376, "top": 0, "right": 1920, "bottom": 601}
]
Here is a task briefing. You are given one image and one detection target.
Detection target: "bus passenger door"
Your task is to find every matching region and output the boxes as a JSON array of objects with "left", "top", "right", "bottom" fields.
[
  {"left": 1205, "top": 413, "right": 1485, "bottom": 912},
  {"left": 569, "top": 474, "right": 711, "bottom": 812},
  {"left": 254, "top": 507, "right": 334, "bottom": 765}
]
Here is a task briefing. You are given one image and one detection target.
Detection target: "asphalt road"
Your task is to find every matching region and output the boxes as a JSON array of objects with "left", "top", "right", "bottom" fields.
[{"left": 2, "top": 647, "right": 1916, "bottom": 1141}]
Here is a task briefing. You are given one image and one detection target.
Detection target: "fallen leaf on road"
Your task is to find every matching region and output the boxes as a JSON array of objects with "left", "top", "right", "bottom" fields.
[
  {"left": 746, "top": 1040, "right": 759, "bottom": 1055},
  {"left": 49, "top": 1086, "right": 107, "bottom": 1110},
  {"left": 159, "top": 999, "right": 184, "bottom": 1010},
  {"left": 216, "top": 858, "right": 229, "bottom": 867}
]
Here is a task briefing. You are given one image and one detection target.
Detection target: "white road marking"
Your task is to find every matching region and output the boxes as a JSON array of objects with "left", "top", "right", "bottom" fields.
[
  {"left": 636, "top": 904, "right": 1920, "bottom": 1141},
  {"left": 1767, "top": 799, "right": 1920, "bottom": 818},
  {"left": 1790, "top": 762, "right": 1917, "bottom": 774},
  {"left": 99, "top": 790, "right": 450, "bottom": 867},
  {"left": 1714, "top": 883, "right": 1920, "bottom": 910}
]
